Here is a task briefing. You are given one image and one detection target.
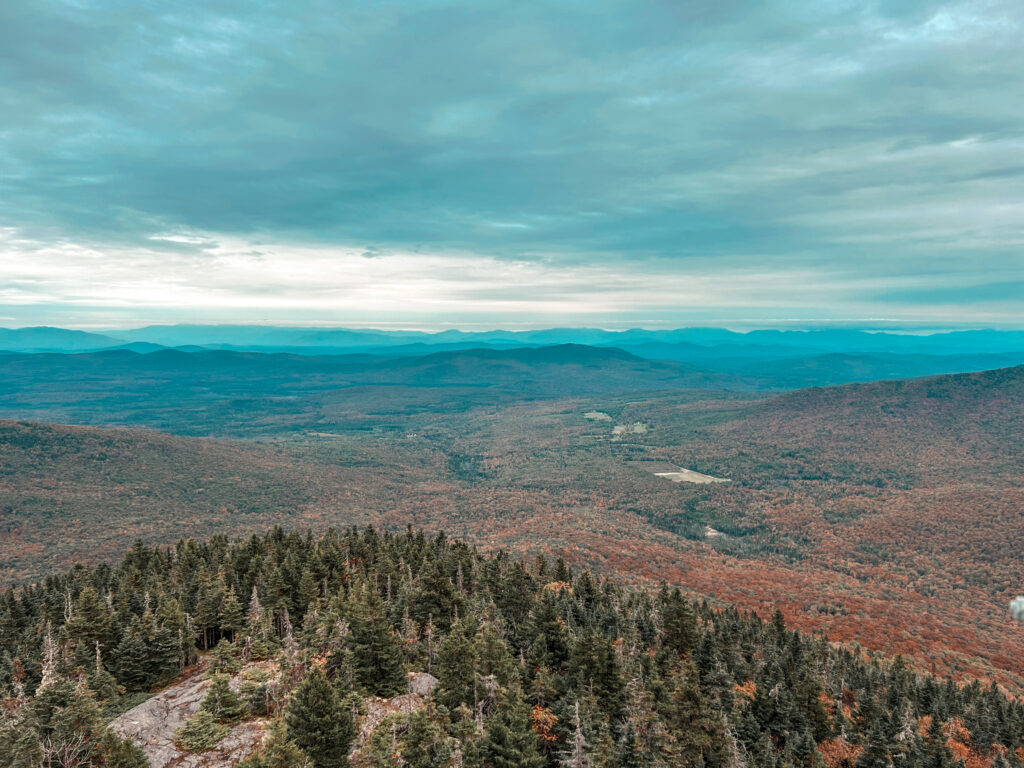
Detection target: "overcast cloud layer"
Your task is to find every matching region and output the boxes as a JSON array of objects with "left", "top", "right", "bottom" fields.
[{"left": 1, "top": 0, "right": 1022, "bottom": 328}]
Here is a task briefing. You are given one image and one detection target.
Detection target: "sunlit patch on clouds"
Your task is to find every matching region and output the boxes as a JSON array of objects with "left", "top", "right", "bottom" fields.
[{"left": 1, "top": 226, "right": 1019, "bottom": 329}]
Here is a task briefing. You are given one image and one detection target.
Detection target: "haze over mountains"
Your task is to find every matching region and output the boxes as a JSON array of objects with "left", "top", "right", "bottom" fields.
[
  {"left": 3, "top": 326, "right": 1024, "bottom": 406},
  {"left": 7, "top": 324, "right": 1024, "bottom": 356}
]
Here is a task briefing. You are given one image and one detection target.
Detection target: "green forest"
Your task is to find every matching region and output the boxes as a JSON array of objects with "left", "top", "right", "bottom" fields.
[{"left": 0, "top": 527, "right": 1021, "bottom": 768}]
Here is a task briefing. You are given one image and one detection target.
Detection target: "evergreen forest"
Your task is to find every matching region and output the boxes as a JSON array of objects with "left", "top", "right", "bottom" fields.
[{"left": 0, "top": 527, "right": 1021, "bottom": 767}]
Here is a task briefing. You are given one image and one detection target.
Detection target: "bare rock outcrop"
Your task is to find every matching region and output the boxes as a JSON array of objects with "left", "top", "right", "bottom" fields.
[
  {"left": 111, "top": 666, "right": 437, "bottom": 768},
  {"left": 408, "top": 671, "right": 439, "bottom": 698},
  {"left": 350, "top": 672, "right": 440, "bottom": 765},
  {"left": 109, "top": 661, "right": 268, "bottom": 768}
]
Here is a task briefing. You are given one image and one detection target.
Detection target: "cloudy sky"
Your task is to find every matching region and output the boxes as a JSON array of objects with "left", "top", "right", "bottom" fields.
[{"left": 1, "top": 0, "right": 1022, "bottom": 329}]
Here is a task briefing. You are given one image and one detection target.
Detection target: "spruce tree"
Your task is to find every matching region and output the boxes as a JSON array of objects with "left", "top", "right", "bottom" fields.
[
  {"left": 219, "top": 589, "right": 246, "bottom": 643},
  {"left": 349, "top": 589, "right": 405, "bottom": 696},
  {"left": 88, "top": 643, "right": 122, "bottom": 709},
  {"left": 194, "top": 573, "right": 223, "bottom": 651},
  {"left": 409, "top": 557, "right": 459, "bottom": 631},
  {"left": 99, "top": 729, "right": 150, "bottom": 768},
  {"left": 559, "top": 701, "right": 592, "bottom": 768},
  {"left": 921, "top": 718, "right": 955, "bottom": 768},
  {"left": 660, "top": 588, "right": 699, "bottom": 659},
  {"left": 436, "top": 617, "right": 478, "bottom": 710},
  {"left": 286, "top": 667, "right": 354, "bottom": 768},
  {"left": 240, "top": 667, "right": 275, "bottom": 717},
  {"left": 241, "top": 718, "right": 312, "bottom": 768},
  {"left": 201, "top": 673, "right": 246, "bottom": 723},
  {"left": 660, "top": 659, "right": 728, "bottom": 768},
  {"left": 297, "top": 568, "right": 321, "bottom": 619},
  {"left": 567, "top": 631, "right": 624, "bottom": 722},
  {"left": 66, "top": 586, "right": 115, "bottom": 657},
  {"left": 857, "top": 716, "right": 895, "bottom": 768},
  {"left": 484, "top": 691, "right": 545, "bottom": 768},
  {"left": 401, "top": 706, "right": 453, "bottom": 768},
  {"left": 247, "top": 586, "right": 278, "bottom": 662},
  {"left": 475, "top": 612, "right": 518, "bottom": 686},
  {"left": 177, "top": 709, "right": 230, "bottom": 752},
  {"left": 527, "top": 593, "right": 570, "bottom": 672},
  {"left": 617, "top": 726, "right": 647, "bottom": 768},
  {"left": 210, "top": 637, "right": 243, "bottom": 675},
  {"left": 114, "top": 619, "right": 154, "bottom": 691},
  {"left": 9, "top": 670, "right": 145, "bottom": 768}
]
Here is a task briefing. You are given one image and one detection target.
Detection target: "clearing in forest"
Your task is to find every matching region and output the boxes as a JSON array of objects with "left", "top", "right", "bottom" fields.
[{"left": 631, "top": 461, "right": 730, "bottom": 484}]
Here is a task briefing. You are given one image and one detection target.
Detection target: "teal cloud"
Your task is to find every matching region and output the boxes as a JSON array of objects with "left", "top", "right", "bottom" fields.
[{"left": 0, "top": 0, "right": 1022, "bottom": 324}]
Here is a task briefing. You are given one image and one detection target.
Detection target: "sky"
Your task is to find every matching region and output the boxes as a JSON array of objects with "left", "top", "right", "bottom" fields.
[{"left": 1, "top": 0, "right": 1023, "bottom": 330}]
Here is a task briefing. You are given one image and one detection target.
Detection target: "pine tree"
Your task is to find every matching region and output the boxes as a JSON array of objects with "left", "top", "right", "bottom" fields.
[
  {"left": 8, "top": 665, "right": 145, "bottom": 768},
  {"left": 527, "top": 593, "right": 570, "bottom": 673},
  {"left": 409, "top": 557, "right": 459, "bottom": 631},
  {"left": 210, "top": 637, "right": 243, "bottom": 675},
  {"left": 617, "top": 725, "right": 655, "bottom": 768},
  {"left": 3, "top": 525, "right": 1024, "bottom": 768},
  {"left": 567, "top": 631, "right": 624, "bottom": 722},
  {"left": 247, "top": 586, "right": 277, "bottom": 661},
  {"left": 240, "top": 667, "right": 275, "bottom": 718},
  {"left": 297, "top": 568, "right": 321, "bottom": 618},
  {"left": 286, "top": 667, "right": 354, "bottom": 768},
  {"left": 793, "top": 668, "right": 831, "bottom": 742},
  {"left": 150, "top": 623, "right": 184, "bottom": 684},
  {"left": 857, "top": 716, "right": 895, "bottom": 768},
  {"left": 475, "top": 611, "right": 518, "bottom": 686},
  {"left": 156, "top": 597, "right": 194, "bottom": 671},
  {"left": 88, "top": 642, "right": 122, "bottom": 709},
  {"left": 194, "top": 572, "right": 223, "bottom": 651},
  {"left": 22, "top": 679, "right": 103, "bottom": 767}
]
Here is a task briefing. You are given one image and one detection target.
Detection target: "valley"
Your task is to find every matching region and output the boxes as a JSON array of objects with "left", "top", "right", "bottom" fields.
[{"left": 2, "top": 347, "right": 1021, "bottom": 694}]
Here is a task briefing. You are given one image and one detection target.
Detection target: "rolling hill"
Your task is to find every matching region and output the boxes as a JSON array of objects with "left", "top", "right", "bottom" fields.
[
  {"left": 594, "top": 366, "right": 1024, "bottom": 686},
  {"left": 0, "top": 326, "right": 124, "bottom": 352},
  {"left": 0, "top": 421, "right": 375, "bottom": 581}
]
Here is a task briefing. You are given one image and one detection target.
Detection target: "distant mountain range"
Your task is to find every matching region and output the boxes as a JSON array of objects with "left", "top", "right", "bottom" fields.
[
  {"left": 5, "top": 324, "right": 1024, "bottom": 357},
  {"left": 2, "top": 326, "right": 1024, "bottom": 412},
  {"left": 2, "top": 325, "right": 1024, "bottom": 400},
  {"left": 0, "top": 326, "right": 125, "bottom": 352}
]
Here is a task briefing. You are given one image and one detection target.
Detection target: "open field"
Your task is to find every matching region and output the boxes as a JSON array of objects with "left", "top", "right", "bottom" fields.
[{"left": 653, "top": 467, "right": 730, "bottom": 484}]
